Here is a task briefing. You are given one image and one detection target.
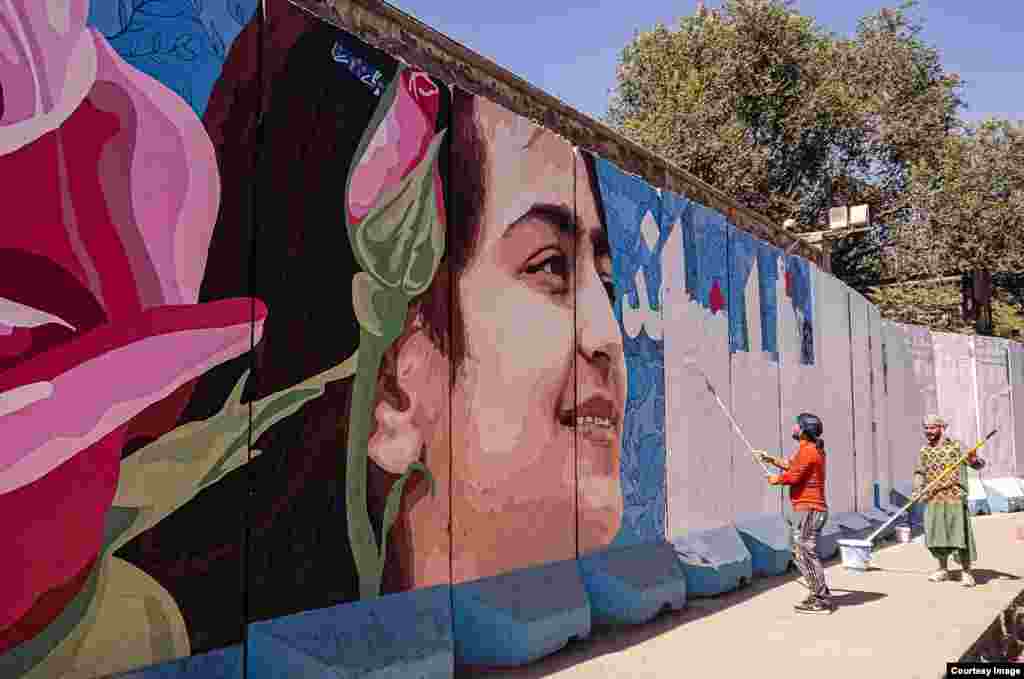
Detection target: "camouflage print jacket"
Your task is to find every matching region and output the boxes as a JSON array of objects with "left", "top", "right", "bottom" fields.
[{"left": 913, "top": 437, "right": 986, "bottom": 504}]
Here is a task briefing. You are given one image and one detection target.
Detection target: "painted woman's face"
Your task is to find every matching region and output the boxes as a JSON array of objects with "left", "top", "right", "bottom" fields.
[{"left": 448, "top": 99, "right": 625, "bottom": 582}]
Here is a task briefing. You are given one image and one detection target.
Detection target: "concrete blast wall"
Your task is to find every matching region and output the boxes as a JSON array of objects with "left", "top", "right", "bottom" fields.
[{"left": 3, "top": 1, "right": 1022, "bottom": 677}]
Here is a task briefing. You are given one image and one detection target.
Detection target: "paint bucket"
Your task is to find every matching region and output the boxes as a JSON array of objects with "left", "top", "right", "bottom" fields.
[
  {"left": 837, "top": 539, "right": 873, "bottom": 571},
  {"left": 895, "top": 526, "right": 912, "bottom": 543}
]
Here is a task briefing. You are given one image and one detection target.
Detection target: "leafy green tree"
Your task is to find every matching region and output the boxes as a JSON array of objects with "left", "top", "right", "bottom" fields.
[
  {"left": 895, "top": 119, "right": 1024, "bottom": 278},
  {"left": 607, "top": 0, "right": 962, "bottom": 258}
]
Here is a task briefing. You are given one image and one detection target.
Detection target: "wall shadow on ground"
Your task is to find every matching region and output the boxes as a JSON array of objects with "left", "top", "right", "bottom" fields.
[{"left": 454, "top": 552, "right": 892, "bottom": 678}]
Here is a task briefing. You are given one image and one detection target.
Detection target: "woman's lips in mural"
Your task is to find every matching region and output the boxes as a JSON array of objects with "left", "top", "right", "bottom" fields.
[{"left": 560, "top": 395, "right": 620, "bottom": 446}]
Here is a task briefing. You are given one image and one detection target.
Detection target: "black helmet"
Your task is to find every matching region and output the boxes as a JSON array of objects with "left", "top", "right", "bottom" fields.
[{"left": 795, "top": 413, "right": 823, "bottom": 440}]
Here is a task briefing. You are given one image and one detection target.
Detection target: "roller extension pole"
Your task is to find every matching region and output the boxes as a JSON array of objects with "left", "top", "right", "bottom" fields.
[
  {"left": 864, "top": 429, "right": 997, "bottom": 544},
  {"left": 683, "top": 357, "right": 772, "bottom": 475}
]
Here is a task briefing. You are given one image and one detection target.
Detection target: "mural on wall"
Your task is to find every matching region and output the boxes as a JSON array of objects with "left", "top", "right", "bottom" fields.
[
  {"left": 239, "top": 11, "right": 460, "bottom": 671},
  {"left": 11, "top": 1, "right": 1023, "bottom": 677},
  {"left": 1, "top": 2, "right": 631, "bottom": 673},
  {"left": 755, "top": 241, "right": 782, "bottom": 363},
  {"left": 784, "top": 255, "right": 815, "bottom": 367},
  {"left": 225, "top": 0, "right": 454, "bottom": 644},
  {"left": 591, "top": 158, "right": 667, "bottom": 545},
  {"left": 663, "top": 197, "right": 734, "bottom": 532},
  {"left": 86, "top": 0, "right": 259, "bottom": 117},
  {"left": 0, "top": 1, "right": 354, "bottom": 676},
  {"left": 774, "top": 253, "right": 823, "bottom": 516},
  {"left": 728, "top": 226, "right": 784, "bottom": 519},
  {"left": 728, "top": 227, "right": 780, "bottom": 358},
  {"left": 448, "top": 96, "right": 579, "bottom": 584}
]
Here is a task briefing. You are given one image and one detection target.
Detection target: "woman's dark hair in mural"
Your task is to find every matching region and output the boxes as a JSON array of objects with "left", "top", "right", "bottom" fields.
[
  {"left": 120, "top": 15, "right": 414, "bottom": 650},
  {"left": 124, "top": 4, "right": 613, "bottom": 649},
  {"left": 412, "top": 89, "right": 487, "bottom": 376}
]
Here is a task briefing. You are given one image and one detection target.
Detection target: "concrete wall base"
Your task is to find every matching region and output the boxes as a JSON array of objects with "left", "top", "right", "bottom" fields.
[
  {"left": 247, "top": 585, "right": 453, "bottom": 679},
  {"left": 579, "top": 541, "right": 687, "bottom": 626},
  {"left": 672, "top": 525, "right": 753, "bottom": 597}
]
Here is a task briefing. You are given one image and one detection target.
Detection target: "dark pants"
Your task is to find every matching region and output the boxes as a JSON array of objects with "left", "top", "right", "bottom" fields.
[{"left": 788, "top": 509, "right": 831, "bottom": 603}]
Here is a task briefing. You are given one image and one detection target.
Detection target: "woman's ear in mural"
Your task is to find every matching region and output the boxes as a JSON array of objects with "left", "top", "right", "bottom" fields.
[{"left": 368, "top": 317, "right": 447, "bottom": 475}]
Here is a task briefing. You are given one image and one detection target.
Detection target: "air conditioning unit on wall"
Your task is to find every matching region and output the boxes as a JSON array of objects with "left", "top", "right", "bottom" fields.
[
  {"left": 829, "top": 204, "right": 870, "bottom": 230},
  {"left": 849, "top": 204, "right": 870, "bottom": 227},
  {"left": 828, "top": 207, "right": 848, "bottom": 229}
]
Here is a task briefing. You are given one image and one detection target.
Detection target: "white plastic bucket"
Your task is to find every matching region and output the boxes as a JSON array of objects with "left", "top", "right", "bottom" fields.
[
  {"left": 838, "top": 539, "right": 872, "bottom": 571},
  {"left": 895, "top": 526, "right": 912, "bottom": 543}
]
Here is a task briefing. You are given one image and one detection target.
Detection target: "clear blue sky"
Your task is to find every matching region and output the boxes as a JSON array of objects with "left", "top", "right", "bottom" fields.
[{"left": 389, "top": 0, "right": 1023, "bottom": 125}]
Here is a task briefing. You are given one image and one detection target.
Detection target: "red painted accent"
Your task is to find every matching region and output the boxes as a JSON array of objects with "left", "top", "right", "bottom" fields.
[
  {"left": 0, "top": 430, "right": 123, "bottom": 654},
  {"left": 0, "top": 94, "right": 268, "bottom": 644},
  {"left": 0, "top": 299, "right": 265, "bottom": 394},
  {"left": 709, "top": 279, "right": 725, "bottom": 314},
  {"left": 0, "top": 557, "right": 97, "bottom": 654}
]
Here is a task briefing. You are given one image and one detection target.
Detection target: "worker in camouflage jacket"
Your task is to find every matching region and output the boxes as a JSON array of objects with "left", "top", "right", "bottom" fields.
[{"left": 913, "top": 414, "right": 985, "bottom": 587}]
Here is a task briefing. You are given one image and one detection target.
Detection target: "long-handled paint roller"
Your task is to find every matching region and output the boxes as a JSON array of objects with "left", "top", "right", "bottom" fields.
[
  {"left": 837, "top": 429, "right": 998, "bottom": 572},
  {"left": 681, "top": 356, "right": 773, "bottom": 475}
]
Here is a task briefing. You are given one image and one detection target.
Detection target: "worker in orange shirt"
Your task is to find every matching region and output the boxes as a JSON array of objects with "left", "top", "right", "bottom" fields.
[{"left": 757, "top": 413, "right": 834, "bottom": 614}]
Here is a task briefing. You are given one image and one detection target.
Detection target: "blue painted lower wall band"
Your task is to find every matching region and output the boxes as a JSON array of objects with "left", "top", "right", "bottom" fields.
[
  {"left": 968, "top": 498, "right": 992, "bottom": 515},
  {"left": 672, "top": 525, "right": 753, "bottom": 597},
  {"left": 735, "top": 515, "right": 792, "bottom": 576},
  {"left": 109, "top": 645, "right": 243, "bottom": 679},
  {"left": 451, "top": 559, "right": 590, "bottom": 667},
  {"left": 247, "top": 585, "right": 453, "bottom": 679},
  {"left": 833, "top": 511, "right": 874, "bottom": 540},
  {"left": 980, "top": 478, "right": 1024, "bottom": 513},
  {"left": 815, "top": 520, "right": 842, "bottom": 560},
  {"left": 891, "top": 484, "right": 926, "bottom": 526},
  {"left": 578, "top": 541, "right": 686, "bottom": 626}
]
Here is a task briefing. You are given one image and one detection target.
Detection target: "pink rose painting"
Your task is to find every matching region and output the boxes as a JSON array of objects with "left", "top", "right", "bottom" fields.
[
  {"left": 0, "top": 0, "right": 268, "bottom": 669},
  {"left": 347, "top": 69, "right": 443, "bottom": 229},
  {"left": 0, "top": 2, "right": 445, "bottom": 675},
  {"left": 343, "top": 64, "right": 447, "bottom": 599}
]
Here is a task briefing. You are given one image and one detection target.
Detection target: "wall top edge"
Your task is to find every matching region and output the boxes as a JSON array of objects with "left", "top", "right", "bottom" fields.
[{"left": 286, "top": 0, "right": 823, "bottom": 266}]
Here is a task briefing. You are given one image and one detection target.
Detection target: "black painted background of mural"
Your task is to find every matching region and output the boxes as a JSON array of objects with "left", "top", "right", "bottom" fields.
[
  {"left": 244, "top": 9, "right": 388, "bottom": 626},
  {"left": 115, "top": 3, "right": 453, "bottom": 651},
  {"left": 110, "top": 1, "right": 275, "bottom": 650}
]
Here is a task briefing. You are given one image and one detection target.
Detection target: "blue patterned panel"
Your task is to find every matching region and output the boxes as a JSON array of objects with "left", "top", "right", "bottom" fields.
[
  {"left": 88, "top": 0, "right": 259, "bottom": 117},
  {"left": 727, "top": 225, "right": 756, "bottom": 355},
  {"left": 756, "top": 242, "right": 781, "bottom": 363},
  {"left": 683, "top": 204, "right": 730, "bottom": 316},
  {"left": 785, "top": 255, "right": 815, "bottom": 365},
  {"left": 592, "top": 158, "right": 667, "bottom": 544}
]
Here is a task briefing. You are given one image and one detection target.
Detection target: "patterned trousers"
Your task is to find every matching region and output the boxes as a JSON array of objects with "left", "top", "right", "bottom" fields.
[{"left": 789, "top": 509, "right": 831, "bottom": 602}]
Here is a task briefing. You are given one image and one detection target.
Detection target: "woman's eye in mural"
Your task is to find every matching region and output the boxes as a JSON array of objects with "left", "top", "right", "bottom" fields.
[{"left": 522, "top": 249, "right": 570, "bottom": 295}]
